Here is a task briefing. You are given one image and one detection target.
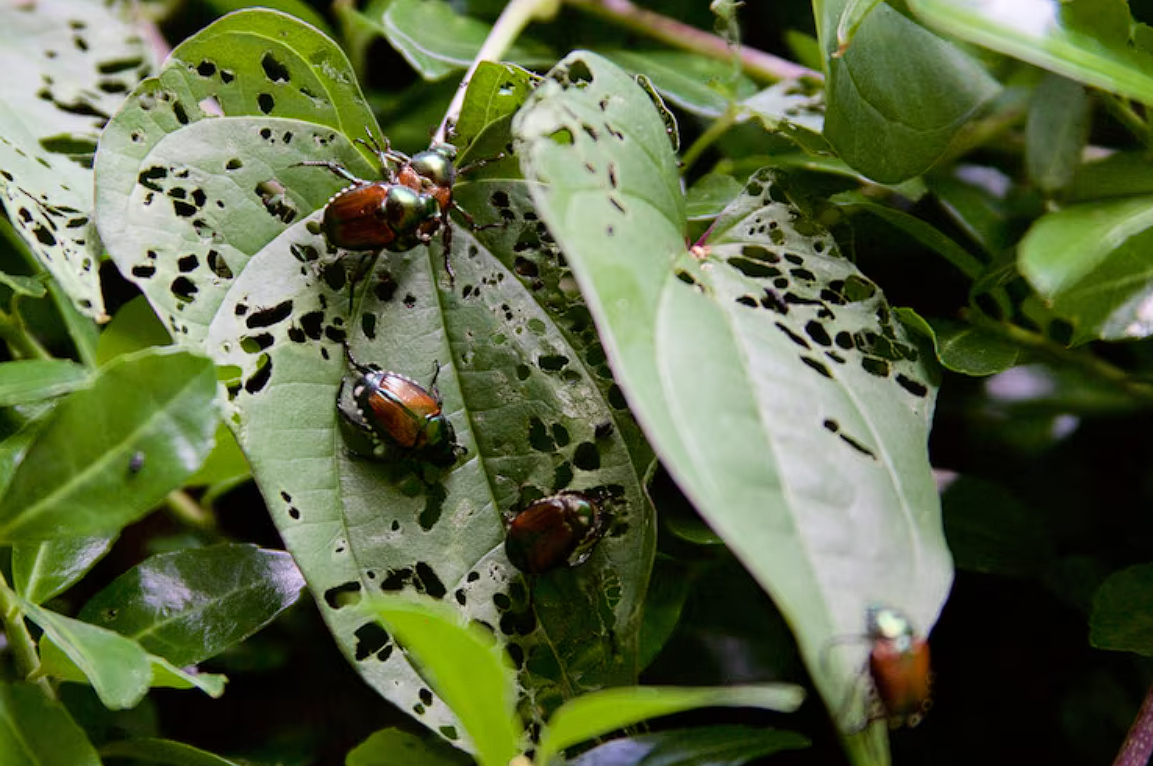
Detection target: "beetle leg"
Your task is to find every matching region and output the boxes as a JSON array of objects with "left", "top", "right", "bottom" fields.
[
  {"left": 456, "top": 150, "right": 507, "bottom": 177},
  {"left": 295, "top": 160, "right": 366, "bottom": 186},
  {"left": 450, "top": 200, "right": 507, "bottom": 233},
  {"left": 358, "top": 128, "right": 411, "bottom": 176},
  {"left": 428, "top": 360, "right": 442, "bottom": 396}
]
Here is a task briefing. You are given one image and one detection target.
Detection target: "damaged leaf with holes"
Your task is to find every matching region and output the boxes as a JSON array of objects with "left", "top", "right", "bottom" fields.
[
  {"left": 513, "top": 52, "right": 950, "bottom": 763},
  {"left": 0, "top": 0, "right": 153, "bottom": 319},
  {"left": 94, "top": 10, "right": 654, "bottom": 750}
]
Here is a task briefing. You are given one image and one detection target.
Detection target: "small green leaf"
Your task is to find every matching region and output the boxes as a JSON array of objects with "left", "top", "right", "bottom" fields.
[
  {"left": 379, "top": 0, "right": 551, "bottom": 81},
  {"left": 1091, "top": 564, "right": 1153, "bottom": 655},
  {"left": 27, "top": 604, "right": 152, "bottom": 710},
  {"left": 823, "top": 2, "right": 1000, "bottom": 182},
  {"left": 77, "top": 544, "right": 304, "bottom": 666},
  {"left": 0, "top": 271, "right": 47, "bottom": 298},
  {"left": 185, "top": 424, "right": 251, "bottom": 489},
  {"left": 100, "top": 737, "right": 242, "bottom": 766},
  {"left": 346, "top": 728, "right": 472, "bottom": 766},
  {"left": 363, "top": 597, "right": 521, "bottom": 766},
  {"left": 686, "top": 174, "right": 743, "bottom": 221},
  {"left": 0, "top": 682, "right": 101, "bottom": 766},
  {"left": 146, "top": 656, "right": 227, "bottom": 697},
  {"left": 832, "top": 192, "right": 985, "bottom": 280},
  {"left": 1026, "top": 74, "right": 1091, "bottom": 194},
  {"left": 1018, "top": 195, "right": 1153, "bottom": 342},
  {"left": 570, "top": 725, "right": 810, "bottom": 766},
  {"left": 96, "top": 296, "right": 173, "bottom": 365},
  {"left": 908, "top": 0, "right": 1153, "bottom": 105},
  {"left": 0, "top": 359, "right": 89, "bottom": 407},
  {"left": 0, "top": 349, "right": 217, "bottom": 541},
  {"left": 922, "top": 318, "right": 1020, "bottom": 376},
  {"left": 13, "top": 535, "right": 117, "bottom": 604},
  {"left": 452, "top": 61, "right": 540, "bottom": 150},
  {"left": 603, "top": 50, "right": 757, "bottom": 118},
  {"left": 536, "top": 685, "right": 805, "bottom": 766}
]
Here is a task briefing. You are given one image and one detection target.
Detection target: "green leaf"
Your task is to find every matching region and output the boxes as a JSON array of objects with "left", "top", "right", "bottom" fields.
[
  {"left": 96, "top": 11, "right": 654, "bottom": 747},
  {"left": 145, "top": 655, "right": 227, "bottom": 697},
  {"left": 822, "top": 1, "right": 999, "bottom": 183},
  {"left": 379, "top": 0, "right": 551, "bottom": 81},
  {"left": 602, "top": 50, "right": 757, "bottom": 118},
  {"left": 13, "top": 535, "right": 117, "bottom": 604},
  {"left": 1091, "top": 564, "right": 1153, "bottom": 655},
  {"left": 570, "top": 725, "right": 810, "bottom": 766},
  {"left": 96, "top": 296, "right": 173, "bottom": 365},
  {"left": 514, "top": 51, "right": 952, "bottom": 764},
  {"left": 0, "top": 682, "right": 101, "bottom": 766},
  {"left": 346, "top": 728, "right": 471, "bottom": 766},
  {"left": 908, "top": 0, "right": 1153, "bottom": 105},
  {"left": 0, "top": 0, "right": 152, "bottom": 320},
  {"left": 363, "top": 598, "right": 521, "bottom": 766},
  {"left": 686, "top": 175, "right": 744, "bottom": 221},
  {"left": 185, "top": 423, "right": 251, "bottom": 490},
  {"left": 1069, "top": 152, "right": 1153, "bottom": 202},
  {"left": 831, "top": 192, "right": 985, "bottom": 280},
  {"left": 452, "top": 61, "right": 541, "bottom": 150},
  {"left": 100, "top": 737, "right": 242, "bottom": 766},
  {"left": 27, "top": 604, "right": 152, "bottom": 710},
  {"left": 0, "top": 349, "right": 217, "bottom": 541},
  {"left": 942, "top": 476, "right": 1055, "bottom": 578},
  {"left": 0, "top": 359, "right": 89, "bottom": 407},
  {"left": 77, "top": 544, "right": 304, "bottom": 667},
  {"left": 0, "top": 271, "right": 47, "bottom": 298},
  {"left": 927, "top": 168, "right": 1015, "bottom": 255},
  {"left": 1025, "top": 74, "right": 1091, "bottom": 194},
  {"left": 536, "top": 685, "right": 805, "bottom": 766},
  {"left": 921, "top": 317, "right": 1020, "bottom": 376},
  {"left": 1018, "top": 195, "right": 1153, "bottom": 342}
]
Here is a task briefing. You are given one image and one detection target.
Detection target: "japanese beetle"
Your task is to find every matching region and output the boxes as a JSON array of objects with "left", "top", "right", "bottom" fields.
[
  {"left": 337, "top": 344, "right": 463, "bottom": 467},
  {"left": 865, "top": 605, "right": 932, "bottom": 728},
  {"left": 504, "top": 492, "right": 608, "bottom": 574},
  {"left": 297, "top": 158, "right": 440, "bottom": 253},
  {"left": 360, "top": 133, "right": 506, "bottom": 283}
]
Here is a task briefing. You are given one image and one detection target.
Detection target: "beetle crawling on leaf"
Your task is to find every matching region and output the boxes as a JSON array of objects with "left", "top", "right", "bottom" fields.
[
  {"left": 336, "top": 343, "right": 465, "bottom": 467},
  {"left": 504, "top": 492, "right": 609, "bottom": 574},
  {"left": 299, "top": 129, "right": 505, "bottom": 283}
]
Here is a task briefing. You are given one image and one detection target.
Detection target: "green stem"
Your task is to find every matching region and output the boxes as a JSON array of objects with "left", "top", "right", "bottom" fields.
[
  {"left": 435, "top": 0, "right": 560, "bottom": 144},
  {"left": 0, "top": 303, "right": 52, "bottom": 361},
  {"left": 0, "top": 570, "right": 54, "bottom": 698},
  {"left": 1100, "top": 94, "right": 1150, "bottom": 147},
  {"left": 680, "top": 107, "right": 740, "bottom": 174},
  {"left": 565, "top": 0, "right": 821, "bottom": 83},
  {"left": 965, "top": 311, "right": 1153, "bottom": 404},
  {"left": 163, "top": 490, "right": 218, "bottom": 533}
]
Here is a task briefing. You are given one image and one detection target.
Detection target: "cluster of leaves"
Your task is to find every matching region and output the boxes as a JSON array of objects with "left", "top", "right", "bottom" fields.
[{"left": 5, "top": 0, "right": 1153, "bottom": 764}]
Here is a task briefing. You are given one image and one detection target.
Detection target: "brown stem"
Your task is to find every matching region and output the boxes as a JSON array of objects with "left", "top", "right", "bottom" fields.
[{"left": 565, "top": 0, "right": 821, "bottom": 82}]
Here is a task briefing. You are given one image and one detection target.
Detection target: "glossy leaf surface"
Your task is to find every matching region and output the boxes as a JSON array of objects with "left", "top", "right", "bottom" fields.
[
  {"left": 76, "top": 544, "right": 304, "bottom": 667},
  {"left": 0, "top": 350, "right": 217, "bottom": 541},
  {"left": 1018, "top": 196, "right": 1153, "bottom": 342}
]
